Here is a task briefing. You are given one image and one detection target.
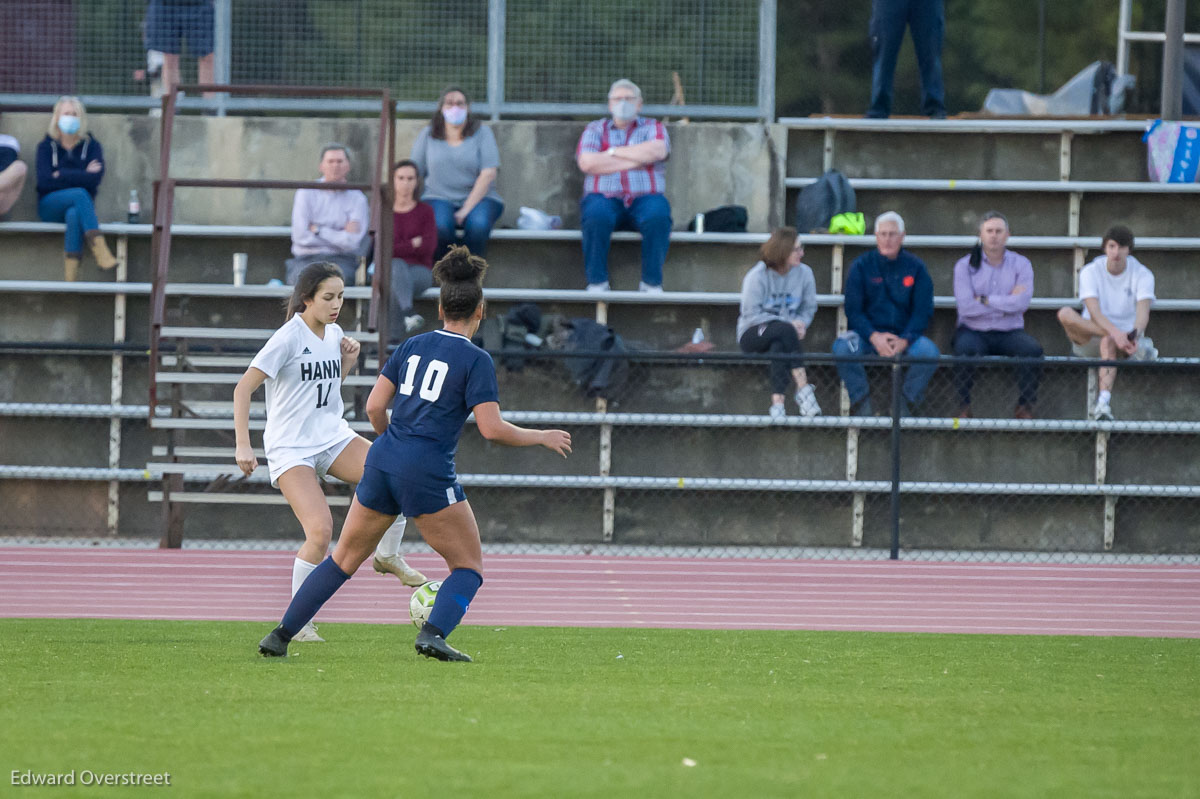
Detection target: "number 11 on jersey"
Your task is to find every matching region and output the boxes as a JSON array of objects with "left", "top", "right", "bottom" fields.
[
  {"left": 398, "top": 354, "right": 449, "bottom": 401},
  {"left": 315, "top": 381, "right": 334, "bottom": 409}
]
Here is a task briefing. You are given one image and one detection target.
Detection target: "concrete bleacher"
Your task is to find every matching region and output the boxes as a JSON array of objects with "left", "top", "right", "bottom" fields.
[{"left": 1, "top": 115, "right": 1198, "bottom": 553}]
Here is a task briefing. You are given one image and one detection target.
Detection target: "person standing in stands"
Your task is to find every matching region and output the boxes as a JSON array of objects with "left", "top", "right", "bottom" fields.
[
  {"left": 36, "top": 96, "right": 118, "bottom": 281},
  {"left": 576, "top": 78, "right": 672, "bottom": 292},
  {"left": 951, "top": 211, "right": 1043, "bottom": 419},
  {"left": 1056, "top": 225, "right": 1156, "bottom": 421},
  {"left": 866, "top": 0, "right": 947, "bottom": 119}
]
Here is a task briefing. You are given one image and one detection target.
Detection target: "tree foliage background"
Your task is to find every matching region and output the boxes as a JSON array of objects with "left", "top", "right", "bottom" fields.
[{"left": 777, "top": 0, "right": 1200, "bottom": 117}]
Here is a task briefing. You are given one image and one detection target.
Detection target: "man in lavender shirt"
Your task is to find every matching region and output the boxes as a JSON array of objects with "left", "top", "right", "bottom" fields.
[
  {"left": 952, "top": 211, "right": 1043, "bottom": 419},
  {"left": 286, "top": 143, "right": 369, "bottom": 285}
]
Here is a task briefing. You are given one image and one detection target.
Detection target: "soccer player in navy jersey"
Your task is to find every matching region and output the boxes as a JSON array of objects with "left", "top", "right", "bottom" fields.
[{"left": 259, "top": 247, "right": 571, "bottom": 662}]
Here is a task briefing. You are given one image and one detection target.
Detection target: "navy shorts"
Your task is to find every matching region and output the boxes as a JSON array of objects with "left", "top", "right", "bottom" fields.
[
  {"left": 146, "top": 0, "right": 215, "bottom": 56},
  {"left": 356, "top": 465, "right": 465, "bottom": 518}
]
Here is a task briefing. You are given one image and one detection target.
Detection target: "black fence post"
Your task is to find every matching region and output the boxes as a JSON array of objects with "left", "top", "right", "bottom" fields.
[{"left": 890, "top": 359, "right": 903, "bottom": 560}]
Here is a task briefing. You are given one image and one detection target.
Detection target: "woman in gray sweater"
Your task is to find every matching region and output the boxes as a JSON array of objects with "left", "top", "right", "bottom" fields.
[
  {"left": 736, "top": 227, "right": 821, "bottom": 418},
  {"left": 411, "top": 86, "right": 504, "bottom": 260}
]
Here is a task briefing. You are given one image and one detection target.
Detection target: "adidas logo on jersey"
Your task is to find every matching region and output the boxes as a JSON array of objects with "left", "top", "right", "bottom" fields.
[{"left": 302, "top": 347, "right": 312, "bottom": 354}]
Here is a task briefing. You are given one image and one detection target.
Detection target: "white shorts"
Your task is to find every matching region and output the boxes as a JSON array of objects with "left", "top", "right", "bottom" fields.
[
  {"left": 1071, "top": 336, "right": 1156, "bottom": 360},
  {"left": 267, "top": 433, "right": 358, "bottom": 488}
]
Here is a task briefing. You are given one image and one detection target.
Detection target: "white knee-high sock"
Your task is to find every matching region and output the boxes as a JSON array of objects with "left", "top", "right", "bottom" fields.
[
  {"left": 292, "top": 557, "right": 319, "bottom": 598},
  {"left": 374, "top": 517, "right": 407, "bottom": 559}
]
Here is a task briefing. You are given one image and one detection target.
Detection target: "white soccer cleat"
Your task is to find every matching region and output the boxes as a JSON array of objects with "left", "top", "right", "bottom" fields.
[
  {"left": 291, "top": 622, "right": 324, "bottom": 643},
  {"left": 796, "top": 384, "right": 821, "bottom": 417},
  {"left": 373, "top": 554, "right": 428, "bottom": 587}
]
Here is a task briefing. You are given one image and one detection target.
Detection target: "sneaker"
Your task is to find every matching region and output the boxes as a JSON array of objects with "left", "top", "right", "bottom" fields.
[
  {"left": 638, "top": 281, "right": 664, "bottom": 293},
  {"left": 373, "top": 554, "right": 428, "bottom": 587},
  {"left": 956, "top": 404, "right": 973, "bottom": 419},
  {"left": 415, "top": 628, "right": 472, "bottom": 662},
  {"left": 795, "top": 385, "right": 821, "bottom": 417},
  {"left": 768, "top": 402, "right": 786, "bottom": 420},
  {"left": 1014, "top": 405, "right": 1034, "bottom": 420},
  {"left": 290, "top": 622, "right": 324, "bottom": 643},
  {"left": 258, "top": 625, "right": 290, "bottom": 657},
  {"left": 585, "top": 281, "right": 611, "bottom": 292},
  {"left": 1093, "top": 397, "right": 1114, "bottom": 422},
  {"left": 404, "top": 314, "right": 425, "bottom": 333},
  {"left": 851, "top": 397, "right": 874, "bottom": 417}
]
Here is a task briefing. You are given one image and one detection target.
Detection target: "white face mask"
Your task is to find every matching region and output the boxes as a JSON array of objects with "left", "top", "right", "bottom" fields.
[
  {"left": 442, "top": 106, "right": 467, "bottom": 126},
  {"left": 611, "top": 100, "right": 638, "bottom": 122}
]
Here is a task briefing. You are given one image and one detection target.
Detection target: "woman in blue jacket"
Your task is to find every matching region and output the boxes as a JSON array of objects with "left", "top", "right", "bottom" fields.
[{"left": 36, "top": 97, "right": 118, "bottom": 281}]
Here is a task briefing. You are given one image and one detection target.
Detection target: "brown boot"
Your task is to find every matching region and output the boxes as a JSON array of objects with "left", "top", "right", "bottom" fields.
[
  {"left": 86, "top": 232, "right": 119, "bottom": 270},
  {"left": 64, "top": 255, "right": 80, "bottom": 282},
  {"left": 1014, "top": 405, "right": 1035, "bottom": 420}
]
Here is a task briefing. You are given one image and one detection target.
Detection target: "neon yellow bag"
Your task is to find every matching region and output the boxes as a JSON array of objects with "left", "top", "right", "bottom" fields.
[{"left": 829, "top": 212, "right": 866, "bottom": 235}]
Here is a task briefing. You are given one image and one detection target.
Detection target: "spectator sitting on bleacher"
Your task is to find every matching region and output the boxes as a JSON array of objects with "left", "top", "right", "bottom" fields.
[
  {"left": 287, "top": 143, "right": 368, "bottom": 286},
  {"left": 386, "top": 159, "right": 437, "bottom": 339},
  {"left": 0, "top": 120, "right": 27, "bottom": 218},
  {"left": 411, "top": 86, "right": 503, "bottom": 260},
  {"left": 36, "top": 97, "right": 119, "bottom": 281},
  {"left": 736, "top": 227, "right": 822, "bottom": 419},
  {"left": 1056, "top": 225, "right": 1156, "bottom": 422},
  {"left": 952, "top": 211, "right": 1043, "bottom": 420},
  {"left": 576, "top": 78, "right": 672, "bottom": 293},
  {"left": 833, "top": 211, "right": 938, "bottom": 416}
]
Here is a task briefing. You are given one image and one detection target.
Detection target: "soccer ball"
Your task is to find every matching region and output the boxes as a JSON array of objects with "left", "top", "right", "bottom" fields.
[{"left": 409, "top": 580, "right": 441, "bottom": 628}]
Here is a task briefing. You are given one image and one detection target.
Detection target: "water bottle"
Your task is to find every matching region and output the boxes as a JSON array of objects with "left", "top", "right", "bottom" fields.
[
  {"left": 693, "top": 212, "right": 705, "bottom": 233},
  {"left": 128, "top": 189, "right": 141, "bottom": 224},
  {"left": 692, "top": 327, "right": 705, "bottom": 345}
]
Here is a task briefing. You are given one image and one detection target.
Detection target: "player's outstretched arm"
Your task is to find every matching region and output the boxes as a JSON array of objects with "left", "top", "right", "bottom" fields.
[
  {"left": 233, "top": 368, "right": 268, "bottom": 476},
  {"left": 473, "top": 402, "right": 572, "bottom": 457},
  {"left": 365, "top": 375, "right": 397, "bottom": 436}
]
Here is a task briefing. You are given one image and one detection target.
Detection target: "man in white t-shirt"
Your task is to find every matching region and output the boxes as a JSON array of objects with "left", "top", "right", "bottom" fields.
[{"left": 1056, "top": 225, "right": 1156, "bottom": 421}]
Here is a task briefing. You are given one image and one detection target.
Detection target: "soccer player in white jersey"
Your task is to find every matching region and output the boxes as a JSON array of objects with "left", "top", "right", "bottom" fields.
[
  {"left": 233, "top": 262, "right": 426, "bottom": 643},
  {"left": 258, "top": 247, "right": 571, "bottom": 662}
]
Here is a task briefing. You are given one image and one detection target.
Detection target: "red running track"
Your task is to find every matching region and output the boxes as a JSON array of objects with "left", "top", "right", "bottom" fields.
[{"left": 2, "top": 548, "right": 1199, "bottom": 638}]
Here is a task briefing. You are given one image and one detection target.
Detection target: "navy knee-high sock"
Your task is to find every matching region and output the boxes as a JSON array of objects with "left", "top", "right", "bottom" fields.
[
  {"left": 279, "top": 557, "right": 350, "bottom": 638},
  {"left": 426, "top": 568, "right": 483, "bottom": 639}
]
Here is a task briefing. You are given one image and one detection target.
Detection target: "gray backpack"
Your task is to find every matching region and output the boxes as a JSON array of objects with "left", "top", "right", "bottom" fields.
[{"left": 794, "top": 169, "right": 856, "bottom": 233}]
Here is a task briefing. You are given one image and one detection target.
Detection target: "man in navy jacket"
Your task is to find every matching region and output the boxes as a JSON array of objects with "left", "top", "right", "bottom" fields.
[{"left": 833, "top": 211, "right": 939, "bottom": 415}]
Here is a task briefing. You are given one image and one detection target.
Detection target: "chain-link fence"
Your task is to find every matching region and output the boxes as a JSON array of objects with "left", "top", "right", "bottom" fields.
[
  {"left": 0, "top": 0, "right": 772, "bottom": 118},
  {"left": 3, "top": 346, "right": 1198, "bottom": 562}
]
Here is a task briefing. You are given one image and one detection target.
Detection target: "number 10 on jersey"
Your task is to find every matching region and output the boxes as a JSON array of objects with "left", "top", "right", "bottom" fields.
[{"left": 398, "top": 355, "right": 449, "bottom": 401}]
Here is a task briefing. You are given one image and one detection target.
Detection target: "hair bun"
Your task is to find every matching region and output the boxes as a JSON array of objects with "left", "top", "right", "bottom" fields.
[{"left": 433, "top": 245, "right": 487, "bottom": 284}]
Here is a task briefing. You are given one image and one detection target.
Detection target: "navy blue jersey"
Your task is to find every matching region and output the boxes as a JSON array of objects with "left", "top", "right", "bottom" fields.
[{"left": 366, "top": 329, "right": 499, "bottom": 481}]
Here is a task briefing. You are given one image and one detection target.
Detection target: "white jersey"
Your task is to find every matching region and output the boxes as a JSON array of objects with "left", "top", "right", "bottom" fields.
[
  {"left": 1079, "top": 255, "right": 1156, "bottom": 332},
  {"left": 249, "top": 314, "right": 353, "bottom": 461}
]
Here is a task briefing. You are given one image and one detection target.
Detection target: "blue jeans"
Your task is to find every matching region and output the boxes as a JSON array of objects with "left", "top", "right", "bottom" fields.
[
  {"left": 38, "top": 188, "right": 100, "bottom": 255},
  {"left": 580, "top": 193, "right": 672, "bottom": 287},
  {"left": 952, "top": 327, "right": 1043, "bottom": 407},
  {"left": 867, "top": 0, "right": 946, "bottom": 118},
  {"left": 427, "top": 197, "right": 503, "bottom": 260},
  {"left": 833, "top": 333, "right": 940, "bottom": 406}
]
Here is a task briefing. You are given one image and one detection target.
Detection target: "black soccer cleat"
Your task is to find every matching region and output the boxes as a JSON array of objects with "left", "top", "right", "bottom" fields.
[
  {"left": 415, "top": 629, "right": 472, "bottom": 662},
  {"left": 258, "top": 625, "right": 291, "bottom": 658}
]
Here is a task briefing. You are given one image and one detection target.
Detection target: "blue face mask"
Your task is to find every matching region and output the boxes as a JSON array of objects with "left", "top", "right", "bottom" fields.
[
  {"left": 442, "top": 106, "right": 467, "bottom": 126},
  {"left": 57, "top": 115, "right": 81, "bottom": 136}
]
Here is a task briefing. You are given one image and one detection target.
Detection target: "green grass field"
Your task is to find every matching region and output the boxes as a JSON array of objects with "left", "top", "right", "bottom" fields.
[{"left": 2, "top": 619, "right": 1198, "bottom": 798}]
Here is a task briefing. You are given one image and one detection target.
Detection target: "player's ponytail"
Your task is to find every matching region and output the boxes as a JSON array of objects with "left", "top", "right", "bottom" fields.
[
  {"left": 286, "top": 262, "right": 345, "bottom": 318},
  {"left": 432, "top": 245, "right": 487, "bottom": 320}
]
